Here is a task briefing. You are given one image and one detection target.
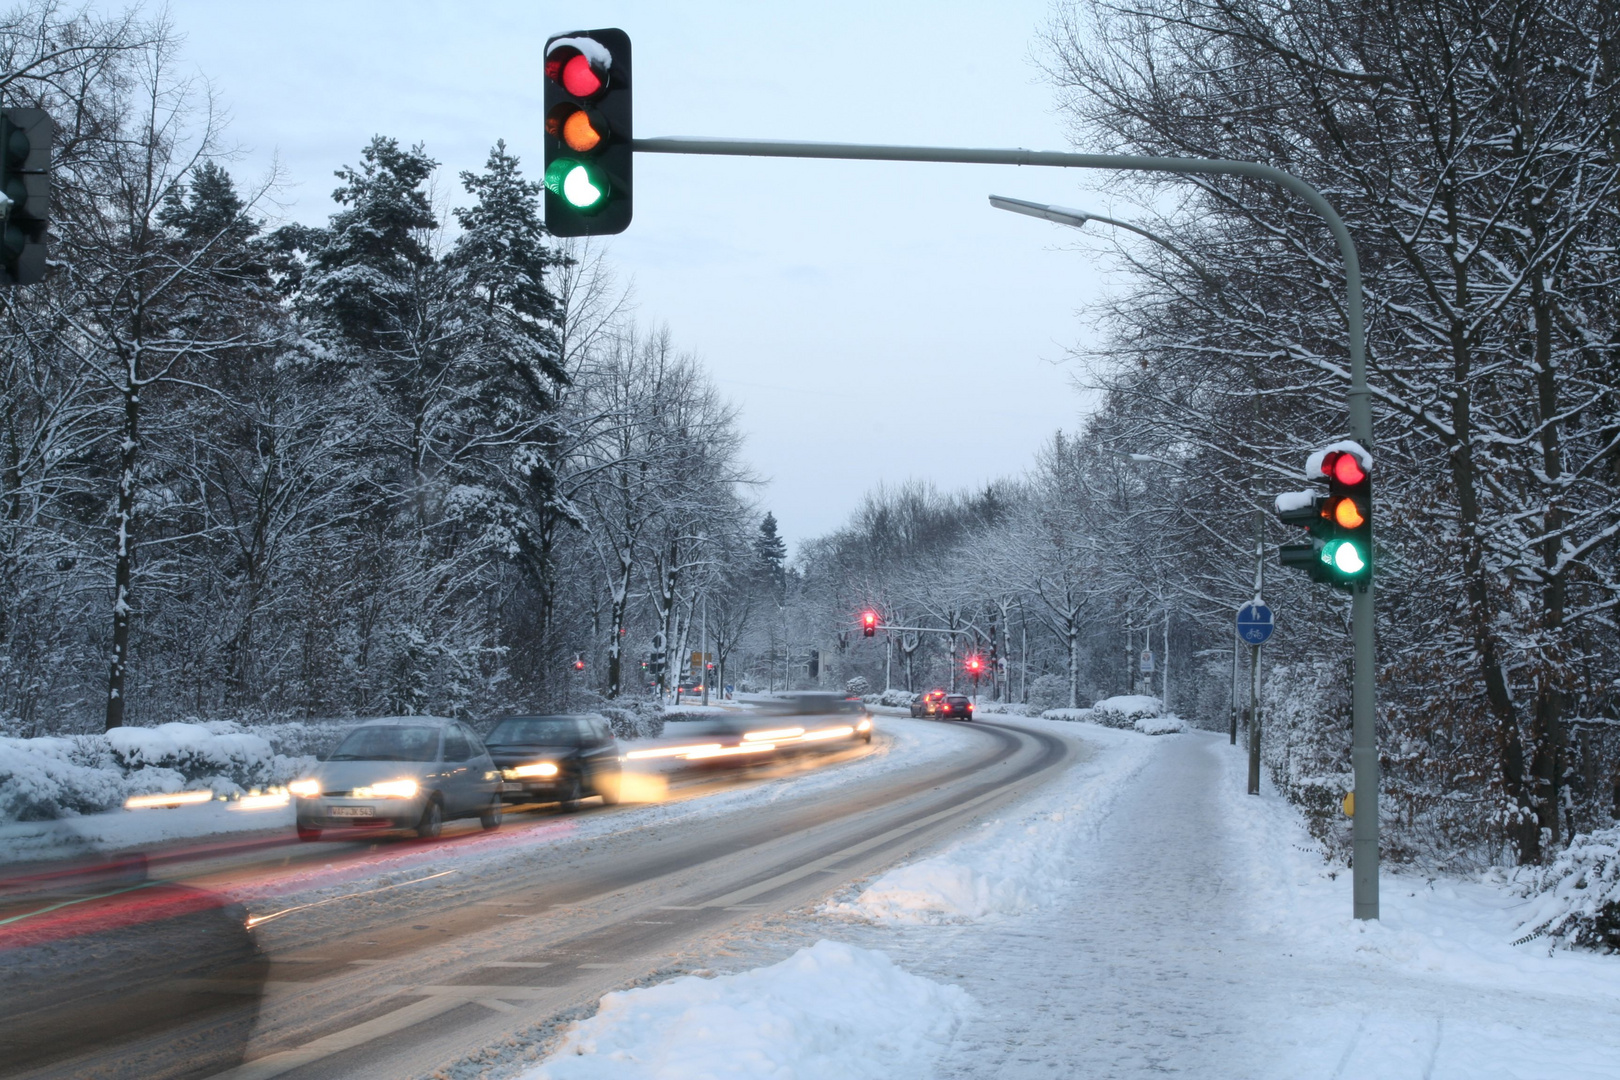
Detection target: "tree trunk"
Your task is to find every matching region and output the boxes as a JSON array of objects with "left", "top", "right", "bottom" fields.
[{"left": 105, "top": 376, "right": 140, "bottom": 730}]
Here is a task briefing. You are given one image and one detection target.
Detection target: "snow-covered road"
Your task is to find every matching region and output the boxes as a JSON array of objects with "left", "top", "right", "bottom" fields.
[{"left": 528, "top": 722, "right": 1620, "bottom": 1079}]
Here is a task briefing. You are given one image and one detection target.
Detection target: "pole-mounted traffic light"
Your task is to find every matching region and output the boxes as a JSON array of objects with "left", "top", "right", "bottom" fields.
[
  {"left": 1275, "top": 442, "right": 1372, "bottom": 590},
  {"left": 543, "top": 29, "right": 631, "bottom": 236},
  {"left": 572, "top": 653, "right": 586, "bottom": 672},
  {"left": 0, "top": 108, "right": 52, "bottom": 285},
  {"left": 861, "top": 611, "right": 877, "bottom": 638}
]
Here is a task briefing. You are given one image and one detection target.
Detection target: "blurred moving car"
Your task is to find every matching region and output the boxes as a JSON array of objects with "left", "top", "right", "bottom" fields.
[
  {"left": 938, "top": 694, "right": 974, "bottom": 720},
  {"left": 485, "top": 714, "right": 621, "bottom": 810},
  {"left": 645, "top": 693, "right": 874, "bottom": 766},
  {"left": 910, "top": 689, "right": 947, "bottom": 718},
  {"left": 290, "top": 717, "right": 502, "bottom": 840}
]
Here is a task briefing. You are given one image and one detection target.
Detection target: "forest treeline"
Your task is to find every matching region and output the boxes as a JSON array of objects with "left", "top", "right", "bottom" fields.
[
  {"left": 0, "top": 6, "right": 781, "bottom": 734},
  {"left": 786, "top": 0, "right": 1620, "bottom": 870}
]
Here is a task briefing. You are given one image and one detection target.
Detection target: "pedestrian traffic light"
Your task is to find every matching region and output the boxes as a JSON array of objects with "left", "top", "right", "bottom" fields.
[
  {"left": 543, "top": 29, "right": 631, "bottom": 236},
  {"left": 862, "top": 611, "right": 877, "bottom": 637},
  {"left": 0, "top": 108, "right": 52, "bottom": 285},
  {"left": 1275, "top": 443, "right": 1372, "bottom": 590}
]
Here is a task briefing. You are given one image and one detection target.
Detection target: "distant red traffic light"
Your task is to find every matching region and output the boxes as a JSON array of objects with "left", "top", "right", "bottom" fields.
[{"left": 862, "top": 611, "right": 877, "bottom": 637}]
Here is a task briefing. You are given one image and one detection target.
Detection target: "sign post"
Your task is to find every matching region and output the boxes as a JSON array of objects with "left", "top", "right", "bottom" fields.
[{"left": 1236, "top": 602, "right": 1274, "bottom": 795}]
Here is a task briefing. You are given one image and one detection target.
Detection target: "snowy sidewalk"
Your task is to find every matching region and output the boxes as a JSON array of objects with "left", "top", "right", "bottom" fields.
[{"left": 874, "top": 730, "right": 1620, "bottom": 1079}]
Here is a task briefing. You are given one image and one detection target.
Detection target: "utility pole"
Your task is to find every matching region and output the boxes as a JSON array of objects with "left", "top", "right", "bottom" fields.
[
  {"left": 630, "top": 134, "right": 1377, "bottom": 920},
  {"left": 1247, "top": 511, "right": 1265, "bottom": 795},
  {"left": 1163, "top": 609, "right": 1171, "bottom": 713},
  {"left": 701, "top": 595, "right": 709, "bottom": 706},
  {"left": 1230, "top": 633, "right": 1240, "bottom": 745}
]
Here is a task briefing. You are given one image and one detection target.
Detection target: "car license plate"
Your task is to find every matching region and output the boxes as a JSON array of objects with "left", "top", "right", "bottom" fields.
[
  {"left": 329, "top": 805, "right": 374, "bottom": 817},
  {"left": 501, "top": 782, "right": 527, "bottom": 793}
]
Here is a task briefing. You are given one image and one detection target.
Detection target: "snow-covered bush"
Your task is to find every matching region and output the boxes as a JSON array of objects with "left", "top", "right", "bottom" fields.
[
  {"left": 1089, "top": 695, "right": 1163, "bottom": 729},
  {"left": 1520, "top": 826, "right": 1620, "bottom": 951},
  {"left": 0, "top": 736, "right": 129, "bottom": 820},
  {"left": 1134, "top": 715, "right": 1186, "bottom": 735},
  {"left": 1026, "top": 674, "right": 1071, "bottom": 712},
  {"left": 975, "top": 701, "right": 1037, "bottom": 717},
  {"left": 863, "top": 689, "right": 915, "bottom": 708},
  {"left": 1040, "top": 708, "right": 1092, "bottom": 723},
  {"left": 596, "top": 704, "right": 665, "bottom": 741},
  {"left": 845, "top": 676, "right": 871, "bottom": 696},
  {"left": 106, "top": 722, "right": 281, "bottom": 788}
]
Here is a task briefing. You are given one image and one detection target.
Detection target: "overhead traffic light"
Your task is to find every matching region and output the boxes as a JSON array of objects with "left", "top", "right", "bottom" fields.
[
  {"left": 1275, "top": 443, "right": 1372, "bottom": 590},
  {"left": 0, "top": 108, "right": 52, "bottom": 285},
  {"left": 543, "top": 29, "right": 631, "bottom": 236},
  {"left": 861, "top": 610, "right": 877, "bottom": 637}
]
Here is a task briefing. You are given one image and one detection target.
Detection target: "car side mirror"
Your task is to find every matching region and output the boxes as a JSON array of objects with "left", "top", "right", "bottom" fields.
[{"left": 315, "top": 752, "right": 327, "bottom": 762}]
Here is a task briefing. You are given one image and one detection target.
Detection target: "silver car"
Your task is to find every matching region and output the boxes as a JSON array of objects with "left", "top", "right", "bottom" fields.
[{"left": 290, "top": 717, "right": 502, "bottom": 840}]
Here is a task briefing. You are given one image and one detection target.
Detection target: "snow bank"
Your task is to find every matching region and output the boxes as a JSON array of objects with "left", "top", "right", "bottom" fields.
[
  {"left": 1040, "top": 707, "right": 1092, "bottom": 723},
  {"left": 863, "top": 689, "right": 916, "bottom": 708},
  {"left": 834, "top": 721, "right": 1158, "bottom": 925},
  {"left": 1134, "top": 714, "right": 1187, "bottom": 735},
  {"left": 1211, "top": 738, "right": 1620, "bottom": 1001},
  {"left": 525, "top": 940, "right": 971, "bottom": 1080}
]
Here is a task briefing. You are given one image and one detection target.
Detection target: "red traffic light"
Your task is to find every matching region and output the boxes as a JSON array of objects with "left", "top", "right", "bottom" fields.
[
  {"left": 966, "top": 655, "right": 983, "bottom": 673},
  {"left": 861, "top": 610, "right": 877, "bottom": 637},
  {"left": 1321, "top": 450, "right": 1366, "bottom": 486},
  {"left": 545, "top": 41, "right": 609, "bottom": 99}
]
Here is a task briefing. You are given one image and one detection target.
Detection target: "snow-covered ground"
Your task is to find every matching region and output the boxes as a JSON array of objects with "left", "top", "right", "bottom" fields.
[{"left": 526, "top": 717, "right": 1620, "bottom": 1079}]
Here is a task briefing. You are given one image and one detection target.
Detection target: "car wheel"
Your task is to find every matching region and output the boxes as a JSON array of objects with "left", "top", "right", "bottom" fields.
[
  {"left": 595, "top": 770, "right": 622, "bottom": 806},
  {"left": 296, "top": 825, "right": 321, "bottom": 842},
  {"left": 558, "top": 776, "right": 585, "bottom": 813},
  {"left": 479, "top": 796, "right": 503, "bottom": 831},
  {"left": 416, "top": 797, "right": 444, "bottom": 839}
]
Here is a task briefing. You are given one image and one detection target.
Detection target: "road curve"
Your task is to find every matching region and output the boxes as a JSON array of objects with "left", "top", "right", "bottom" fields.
[{"left": 1, "top": 718, "right": 1076, "bottom": 1080}]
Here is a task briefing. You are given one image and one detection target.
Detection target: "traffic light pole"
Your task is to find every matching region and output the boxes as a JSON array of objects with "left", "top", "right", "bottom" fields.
[{"left": 634, "top": 135, "right": 1377, "bottom": 919}]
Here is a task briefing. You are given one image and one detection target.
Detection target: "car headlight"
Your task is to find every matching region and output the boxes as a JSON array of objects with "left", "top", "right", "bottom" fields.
[
  {"left": 288, "top": 779, "right": 321, "bottom": 798},
  {"left": 507, "top": 762, "right": 559, "bottom": 779},
  {"left": 856, "top": 718, "right": 871, "bottom": 732},
  {"left": 352, "top": 779, "right": 418, "bottom": 799}
]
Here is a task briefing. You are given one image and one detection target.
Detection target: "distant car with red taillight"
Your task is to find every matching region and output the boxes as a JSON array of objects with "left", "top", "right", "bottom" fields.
[{"left": 937, "top": 694, "right": 974, "bottom": 720}]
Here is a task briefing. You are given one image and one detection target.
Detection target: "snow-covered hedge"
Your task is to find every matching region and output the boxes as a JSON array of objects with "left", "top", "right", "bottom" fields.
[
  {"left": 1520, "top": 826, "right": 1620, "bottom": 951},
  {"left": 862, "top": 689, "right": 915, "bottom": 708},
  {"left": 1134, "top": 715, "right": 1187, "bottom": 735},
  {"left": 845, "top": 676, "right": 871, "bottom": 696},
  {"left": 973, "top": 701, "right": 1038, "bottom": 717},
  {"left": 595, "top": 704, "right": 665, "bottom": 741},
  {"left": 0, "top": 721, "right": 317, "bottom": 822},
  {"left": 1089, "top": 695, "right": 1163, "bottom": 729},
  {"left": 1040, "top": 708, "right": 1092, "bottom": 723}
]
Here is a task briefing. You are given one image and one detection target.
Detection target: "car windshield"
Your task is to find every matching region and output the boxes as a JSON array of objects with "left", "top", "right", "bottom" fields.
[
  {"left": 487, "top": 717, "right": 580, "bottom": 745},
  {"left": 327, "top": 725, "right": 439, "bottom": 762}
]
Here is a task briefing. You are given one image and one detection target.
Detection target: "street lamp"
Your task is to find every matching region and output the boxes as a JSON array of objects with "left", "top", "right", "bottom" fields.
[{"left": 988, "top": 195, "right": 1221, "bottom": 286}]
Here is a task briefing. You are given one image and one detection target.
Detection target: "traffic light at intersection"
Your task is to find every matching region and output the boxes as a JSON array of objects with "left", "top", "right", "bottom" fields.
[
  {"left": 1275, "top": 444, "right": 1372, "bottom": 590},
  {"left": 862, "top": 611, "right": 877, "bottom": 637},
  {"left": 0, "top": 108, "right": 52, "bottom": 285},
  {"left": 543, "top": 29, "right": 631, "bottom": 236}
]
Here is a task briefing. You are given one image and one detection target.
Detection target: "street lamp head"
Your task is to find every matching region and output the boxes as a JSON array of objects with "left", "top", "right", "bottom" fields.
[{"left": 989, "top": 194, "right": 1092, "bottom": 229}]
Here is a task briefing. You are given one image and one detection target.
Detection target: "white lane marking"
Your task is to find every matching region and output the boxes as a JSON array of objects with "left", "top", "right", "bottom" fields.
[
  {"left": 244, "top": 869, "right": 458, "bottom": 928},
  {"left": 484, "top": 961, "right": 552, "bottom": 968}
]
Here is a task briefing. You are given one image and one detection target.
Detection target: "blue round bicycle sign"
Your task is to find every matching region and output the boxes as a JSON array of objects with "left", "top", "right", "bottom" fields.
[{"left": 1236, "top": 602, "right": 1274, "bottom": 645}]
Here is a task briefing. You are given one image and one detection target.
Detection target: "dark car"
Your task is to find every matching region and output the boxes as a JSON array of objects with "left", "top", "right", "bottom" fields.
[
  {"left": 484, "top": 714, "right": 621, "bottom": 810},
  {"left": 938, "top": 694, "right": 974, "bottom": 720},
  {"left": 910, "top": 689, "right": 947, "bottom": 718}
]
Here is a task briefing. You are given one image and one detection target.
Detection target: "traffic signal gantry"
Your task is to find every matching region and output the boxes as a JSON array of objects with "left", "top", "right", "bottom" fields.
[
  {"left": 1275, "top": 441, "right": 1372, "bottom": 590},
  {"left": 543, "top": 23, "right": 1377, "bottom": 922},
  {"left": 0, "top": 107, "right": 52, "bottom": 286},
  {"left": 542, "top": 29, "right": 632, "bottom": 236}
]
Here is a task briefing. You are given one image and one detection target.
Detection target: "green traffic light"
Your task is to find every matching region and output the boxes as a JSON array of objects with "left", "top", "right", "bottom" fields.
[
  {"left": 1320, "top": 539, "right": 1367, "bottom": 576},
  {"left": 545, "top": 158, "right": 608, "bottom": 211}
]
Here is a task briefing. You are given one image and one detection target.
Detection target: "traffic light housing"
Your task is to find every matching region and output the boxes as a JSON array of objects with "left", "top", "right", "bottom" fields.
[
  {"left": 0, "top": 108, "right": 52, "bottom": 285},
  {"left": 1275, "top": 443, "right": 1372, "bottom": 590},
  {"left": 543, "top": 29, "right": 631, "bottom": 236},
  {"left": 861, "top": 611, "right": 877, "bottom": 638},
  {"left": 966, "top": 655, "right": 983, "bottom": 678},
  {"left": 572, "top": 653, "right": 586, "bottom": 672}
]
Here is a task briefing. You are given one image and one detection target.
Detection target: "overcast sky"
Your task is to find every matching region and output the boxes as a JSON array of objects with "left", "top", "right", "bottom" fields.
[{"left": 165, "top": 0, "right": 1118, "bottom": 554}]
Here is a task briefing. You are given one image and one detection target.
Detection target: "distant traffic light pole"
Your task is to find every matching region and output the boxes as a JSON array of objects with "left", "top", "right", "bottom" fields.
[{"left": 627, "top": 135, "right": 1377, "bottom": 921}]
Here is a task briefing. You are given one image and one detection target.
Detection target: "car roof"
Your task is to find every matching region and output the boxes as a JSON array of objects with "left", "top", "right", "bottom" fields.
[{"left": 351, "top": 715, "right": 453, "bottom": 728}]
